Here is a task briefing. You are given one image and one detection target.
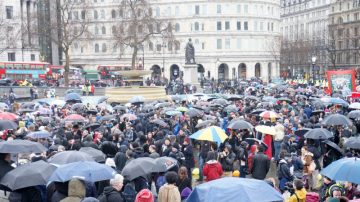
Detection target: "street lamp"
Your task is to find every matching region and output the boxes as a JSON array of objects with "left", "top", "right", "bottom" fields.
[{"left": 311, "top": 56, "right": 317, "bottom": 84}]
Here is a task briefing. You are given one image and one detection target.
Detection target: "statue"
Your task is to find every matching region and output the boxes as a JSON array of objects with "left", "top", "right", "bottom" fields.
[{"left": 185, "top": 38, "right": 196, "bottom": 64}]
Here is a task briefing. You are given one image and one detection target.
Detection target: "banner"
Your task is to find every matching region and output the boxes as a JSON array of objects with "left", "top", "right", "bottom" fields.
[{"left": 327, "top": 69, "right": 356, "bottom": 94}]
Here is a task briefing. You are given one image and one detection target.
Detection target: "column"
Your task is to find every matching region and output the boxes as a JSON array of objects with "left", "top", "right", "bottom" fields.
[
  {"left": 246, "top": 62, "right": 255, "bottom": 79},
  {"left": 261, "top": 62, "right": 269, "bottom": 83}
]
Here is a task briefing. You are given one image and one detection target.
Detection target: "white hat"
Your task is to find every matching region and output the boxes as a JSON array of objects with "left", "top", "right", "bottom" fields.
[{"left": 39, "top": 126, "right": 46, "bottom": 131}]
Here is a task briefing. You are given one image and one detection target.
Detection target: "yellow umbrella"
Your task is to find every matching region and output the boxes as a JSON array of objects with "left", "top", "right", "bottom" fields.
[{"left": 176, "top": 107, "right": 188, "bottom": 112}]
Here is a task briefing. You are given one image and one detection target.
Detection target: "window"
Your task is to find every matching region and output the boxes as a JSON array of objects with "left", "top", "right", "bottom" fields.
[
  {"left": 168, "top": 42, "right": 173, "bottom": 51},
  {"left": 217, "top": 4, "right": 221, "bottom": 14},
  {"left": 68, "top": 12, "right": 72, "bottom": 20},
  {"left": 175, "top": 23, "right": 180, "bottom": 32},
  {"left": 156, "top": 7, "right": 160, "bottom": 17},
  {"left": 271, "top": 23, "right": 274, "bottom": 31},
  {"left": 111, "top": 10, "right": 116, "bottom": 18},
  {"left": 156, "top": 44, "right": 161, "bottom": 52},
  {"left": 217, "top": 39, "right": 222, "bottom": 49},
  {"left": 225, "top": 21, "right": 230, "bottom": 30},
  {"left": 95, "top": 26, "right": 99, "bottom": 35},
  {"left": 225, "top": 38, "right": 230, "bottom": 49},
  {"left": 237, "top": 21, "right": 241, "bottom": 30},
  {"left": 30, "top": 54, "right": 35, "bottom": 61},
  {"left": 95, "top": 44, "right": 99, "bottom": 52},
  {"left": 102, "top": 43, "right": 107, "bottom": 52},
  {"left": 94, "top": 10, "right": 98, "bottom": 19},
  {"left": 175, "top": 41, "right": 180, "bottom": 51},
  {"left": 244, "top": 5, "right": 248, "bottom": 13},
  {"left": 81, "top": 10, "right": 86, "bottom": 20},
  {"left": 236, "top": 38, "right": 241, "bottom": 49},
  {"left": 194, "top": 22, "right": 199, "bottom": 31},
  {"left": 217, "top": 21, "right": 222, "bottom": 31},
  {"left": 237, "top": 5, "right": 241, "bottom": 13},
  {"left": 202, "top": 5, "right": 207, "bottom": 15},
  {"left": 355, "top": 13, "right": 359, "bottom": 21},
  {"left": 175, "top": 6, "right": 180, "bottom": 16},
  {"left": 6, "top": 6, "right": 13, "bottom": 19},
  {"left": 73, "top": 11, "right": 79, "bottom": 20},
  {"left": 100, "top": 10, "right": 105, "bottom": 19},
  {"left": 195, "top": 5, "right": 200, "bottom": 15},
  {"left": 112, "top": 26, "right": 116, "bottom": 35},
  {"left": 119, "top": 9, "right": 123, "bottom": 18},
  {"left": 244, "top": 21, "right": 248, "bottom": 30},
  {"left": 254, "top": 21, "right": 258, "bottom": 31},
  {"left": 149, "top": 42, "right": 154, "bottom": 51}
]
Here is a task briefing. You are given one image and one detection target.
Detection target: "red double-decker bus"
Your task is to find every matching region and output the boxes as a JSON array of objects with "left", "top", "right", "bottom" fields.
[{"left": 0, "top": 61, "right": 50, "bottom": 80}]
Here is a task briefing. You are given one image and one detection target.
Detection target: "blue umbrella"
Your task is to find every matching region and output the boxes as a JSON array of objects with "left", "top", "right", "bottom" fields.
[
  {"left": 48, "top": 161, "right": 116, "bottom": 182},
  {"left": 165, "top": 110, "right": 182, "bottom": 116},
  {"left": 321, "top": 157, "right": 360, "bottom": 184},
  {"left": 187, "top": 177, "right": 283, "bottom": 202},
  {"left": 65, "top": 93, "right": 82, "bottom": 102},
  {"left": 321, "top": 97, "right": 349, "bottom": 107},
  {"left": 26, "top": 131, "right": 51, "bottom": 139}
]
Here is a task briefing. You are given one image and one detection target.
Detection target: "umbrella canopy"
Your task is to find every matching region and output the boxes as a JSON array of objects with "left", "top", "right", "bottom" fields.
[
  {"left": 321, "top": 97, "right": 349, "bottom": 107},
  {"left": 84, "top": 122, "right": 101, "bottom": 130},
  {"left": 176, "top": 107, "right": 188, "bottom": 112},
  {"left": 349, "top": 102, "right": 360, "bottom": 110},
  {"left": 129, "top": 96, "right": 145, "bottom": 104},
  {"left": 0, "top": 120, "right": 18, "bottom": 131},
  {"left": 120, "top": 113, "right": 137, "bottom": 121},
  {"left": 250, "top": 109, "right": 266, "bottom": 115},
  {"left": 311, "top": 110, "right": 324, "bottom": 116},
  {"left": 64, "top": 114, "right": 86, "bottom": 122},
  {"left": 26, "top": 131, "right": 51, "bottom": 139},
  {"left": 344, "top": 137, "right": 360, "bottom": 149},
  {"left": 259, "top": 111, "right": 279, "bottom": 119},
  {"left": 278, "top": 97, "right": 292, "bottom": 103},
  {"left": 227, "top": 120, "right": 254, "bottom": 131},
  {"left": 65, "top": 93, "right": 82, "bottom": 102},
  {"left": 196, "top": 120, "right": 215, "bottom": 128},
  {"left": 185, "top": 108, "right": 204, "bottom": 118},
  {"left": 0, "top": 102, "right": 9, "bottom": 110},
  {"left": 151, "top": 119, "right": 169, "bottom": 128},
  {"left": 35, "top": 108, "right": 53, "bottom": 116},
  {"left": 255, "top": 125, "right": 277, "bottom": 135},
  {"left": 113, "top": 105, "right": 127, "bottom": 111},
  {"left": 165, "top": 110, "right": 182, "bottom": 116},
  {"left": 212, "top": 98, "right": 229, "bottom": 106},
  {"left": 49, "top": 161, "right": 116, "bottom": 182},
  {"left": 294, "top": 128, "right": 311, "bottom": 137},
  {"left": 322, "top": 114, "right": 352, "bottom": 126},
  {"left": 0, "top": 140, "right": 47, "bottom": 153},
  {"left": 0, "top": 112, "right": 18, "bottom": 121},
  {"left": 48, "top": 151, "right": 94, "bottom": 165},
  {"left": 0, "top": 160, "right": 56, "bottom": 190},
  {"left": 121, "top": 157, "right": 156, "bottom": 180},
  {"left": 71, "top": 103, "right": 87, "bottom": 112},
  {"left": 187, "top": 177, "right": 283, "bottom": 202},
  {"left": 51, "top": 100, "right": 66, "bottom": 107},
  {"left": 304, "top": 128, "right": 333, "bottom": 140},
  {"left": 223, "top": 105, "right": 238, "bottom": 113},
  {"left": 348, "top": 110, "right": 360, "bottom": 119},
  {"left": 153, "top": 157, "right": 178, "bottom": 173},
  {"left": 323, "top": 140, "right": 344, "bottom": 156},
  {"left": 262, "top": 96, "right": 277, "bottom": 103},
  {"left": 98, "top": 115, "right": 115, "bottom": 122},
  {"left": 320, "top": 157, "right": 360, "bottom": 185},
  {"left": 245, "top": 138, "right": 268, "bottom": 150},
  {"left": 79, "top": 147, "right": 106, "bottom": 163},
  {"left": 155, "top": 102, "right": 171, "bottom": 109},
  {"left": 226, "top": 95, "right": 242, "bottom": 101},
  {"left": 190, "top": 126, "right": 228, "bottom": 145}
]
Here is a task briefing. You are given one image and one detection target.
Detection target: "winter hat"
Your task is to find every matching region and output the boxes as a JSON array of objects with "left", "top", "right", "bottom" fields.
[
  {"left": 135, "top": 189, "right": 154, "bottom": 202},
  {"left": 81, "top": 197, "right": 99, "bottom": 202},
  {"left": 232, "top": 170, "right": 240, "bottom": 177},
  {"left": 18, "top": 121, "right": 25, "bottom": 128},
  {"left": 181, "top": 187, "right": 192, "bottom": 200},
  {"left": 184, "top": 136, "right": 190, "bottom": 144}
]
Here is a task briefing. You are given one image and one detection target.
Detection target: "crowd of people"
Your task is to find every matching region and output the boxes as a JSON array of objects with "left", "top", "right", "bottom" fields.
[{"left": 0, "top": 78, "right": 360, "bottom": 202}]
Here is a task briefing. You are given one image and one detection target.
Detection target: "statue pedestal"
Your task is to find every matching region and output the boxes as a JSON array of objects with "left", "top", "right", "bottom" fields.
[{"left": 183, "top": 64, "right": 198, "bottom": 84}]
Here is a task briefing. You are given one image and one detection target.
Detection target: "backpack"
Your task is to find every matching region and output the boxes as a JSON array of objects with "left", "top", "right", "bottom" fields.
[
  {"left": 156, "top": 175, "right": 166, "bottom": 191},
  {"left": 306, "top": 192, "right": 320, "bottom": 202},
  {"left": 122, "top": 182, "right": 137, "bottom": 202}
]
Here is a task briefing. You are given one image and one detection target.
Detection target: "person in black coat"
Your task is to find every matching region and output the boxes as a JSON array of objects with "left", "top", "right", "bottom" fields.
[
  {"left": 181, "top": 137, "right": 195, "bottom": 179},
  {"left": 176, "top": 166, "right": 192, "bottom": 194},
  {"left": 251, "top": 145, "right": 270, "bottom": 180},
  {"left": 219, "top": 144, "right": 236, "bottom": 172},
  {"left": 0, "top": 153, "right": 14, "bottom": 180},
  {"left": 98, "top": 174, "right": 124, "bottom": 202},
  {"left": 114, "top": 145, "right": 128, "bottom": 172}
]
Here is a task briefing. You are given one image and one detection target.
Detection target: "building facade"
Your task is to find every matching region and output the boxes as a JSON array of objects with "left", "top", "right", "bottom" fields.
[
  {"left": 0, "top": 0, "right": 40, "bottom": 62},
  {"left": 68, "top": 0, "right": 281, "bottom": 82},
  {"left": 328, "top": 0, "right": 360, "bottom": 70},
  {"left": 280, "top": 0, "right": 331, "bottom": 79}
]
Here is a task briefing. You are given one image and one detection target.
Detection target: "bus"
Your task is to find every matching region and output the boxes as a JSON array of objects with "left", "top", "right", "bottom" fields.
[
  {"left": 0, "top": 61, "right": 50, "bottom": 80},
  {"left": 97, "top": 65, "right": 132, "bottom": 79}
]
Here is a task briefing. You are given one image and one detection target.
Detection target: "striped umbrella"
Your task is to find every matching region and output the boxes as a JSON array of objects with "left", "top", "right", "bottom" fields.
[
  {"left": 259, "top": 111, "right": 279, "bottom": 119},
  {"left": 190, "top": 126, "right": 228, "bottom": 145}
]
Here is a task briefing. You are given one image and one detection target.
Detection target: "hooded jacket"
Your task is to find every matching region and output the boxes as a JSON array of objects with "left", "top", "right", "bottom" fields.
[
  {"left": 60, "top": 179, "right": 86, "bottom": 202},
  {"left": 287, "top": 188, "right": 307, "bottom": 202},
  {"left": 203, "top": 160, "right": 223, "bottom": 182},
  {"left": 158, "top": 184, "right": 181, "bottom": 202},
  {"left": 98, "top": 186, "right": 123, "bottom": 202}
]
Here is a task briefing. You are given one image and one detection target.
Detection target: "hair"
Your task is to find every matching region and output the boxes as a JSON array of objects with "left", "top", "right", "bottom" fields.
[
  {"left": 165, "top": 171, "right": 178, "bottom": 184},
  {"left": 178, "top": 166, "right": 188, "bottom": 180},
  {"left": 206, "top": 151, "right": 216, "bottom": 161},
  {"left": 257, "top": 145, "right": 265, "bottom": 153},
  {"left": 110, "top": 174, "right": 124, "bottom": 186},
  {"left": 293, "top": 179, "right": 304, "bottom": 190}
]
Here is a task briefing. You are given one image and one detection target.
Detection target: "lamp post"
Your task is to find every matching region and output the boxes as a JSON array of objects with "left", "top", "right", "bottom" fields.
[{"left": 311, "top": 56, "right": 317, "bottom": 85}]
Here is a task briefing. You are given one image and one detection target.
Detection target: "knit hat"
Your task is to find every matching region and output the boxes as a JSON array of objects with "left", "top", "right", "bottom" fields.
[
  {"left": 81, "top": 197, "right": 99, "bottom": 202},
  {"left": 18, "top": 121, "right": 25, "bottom": 128},
  {"left": 181, "top": 187, "right": 192, "bottom": 200},
  {"left": 184, "top": 136, "right": 190, "bottom": 144},
  {"left": 232, "top": 170, "right": 240, "bottom": 177},
  {"left": 135, "top": 189, "right": 154, "bottom": 202}
]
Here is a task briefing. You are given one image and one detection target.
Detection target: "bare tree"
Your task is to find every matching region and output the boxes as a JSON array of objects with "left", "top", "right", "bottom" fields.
[
  {"left": 266, "top": 36, "right": 282, "bottom": 63},
  {"left": 112, "top": 0, "right": 174, "bottom": 70},
  {"left": 36, "top": 0, "right": 90, "bottom": 86}
]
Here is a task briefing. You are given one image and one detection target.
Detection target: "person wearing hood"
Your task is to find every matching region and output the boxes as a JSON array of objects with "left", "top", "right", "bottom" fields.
[
  {"left": 238, "top": 141, "right": 249, "bottom": 178},
  {"left": 203, "top": 151, "right": 223, "bottom": 182},
  {"left": 280, "top": 135, "right": 291, "bottom": 154},
  {"left": 181, "top": 137, "right": 195, "bottom": 179},
  {"left": 50, "top": 181, "right": 69, "bottom": 202},
  {"left": 158, "top": 171, "right": 181, "bottom": 202},
  {"left": 219, "top": 144, "right": 236, "bottom": 176},
  {"left": 60, "top": 178, "right": 86, "bottom": 202},
  {"left": 287, "top": 179, "right": 307, "bottom": 202},
  {"left": 114, "top": 145, "right": 128, "bottom": 172},
  {"left": 130, "top": 142, "right": 148, "bottom": 158},
  {"left": 278, "top": 152, "right": 294, "bottom": 192},
  {"left": 98, "top": 174, "right": 124, "bottom": 202}
]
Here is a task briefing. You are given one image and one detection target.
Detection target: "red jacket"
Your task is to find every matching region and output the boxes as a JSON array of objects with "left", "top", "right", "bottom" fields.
[{"left": 203, "top": 160, "right": 223, "bottom": 182}]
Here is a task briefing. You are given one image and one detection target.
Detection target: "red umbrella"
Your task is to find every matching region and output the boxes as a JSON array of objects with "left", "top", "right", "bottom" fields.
[
  {"left": 0, "top": 112, "right": 19, "bottom": 121},
  {"left": 64, "top": 114, "right": 86, "bottom": 122},
  {"left": 259, "top": 111, "right": 279, "bottom": 119}
]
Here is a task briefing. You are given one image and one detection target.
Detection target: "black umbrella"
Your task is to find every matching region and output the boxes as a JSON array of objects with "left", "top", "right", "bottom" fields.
[
  {"left": 224, "top": 105, "right": 238, "bottom": 113},
  {"left": 86, "top": 109, "right": 98, "bottom": 115},
  {"left": 212, "top": 98, "right": 229, "bottom": 106},
  {"left": 152, "top": 119, "right": 169, "bottom": 128},
  {"left": 294, "top": 128, "right": 311, "bottom": 137},
  {"left": 185, "top": 108, "right": 204, "bottom": 118},
  {"left": 322, "top": 114, "right": 352, "bottom": 126},
  {"left": 323, "top": 140, "right": 344, "bottom": 156},
  {"left": 113, "top": 105, "right": 127, "bottom": 111},
  {"left": 226, "top": 95, "right": 242, "bottom": 101},
  {"left": 0, "top": 160, "right": 56, "bottom": 191},
  {"left": 0, "top": 140, "right": 47, "bottom": 153},
  {"left": 245, "top": 96, "right": 259, "bottom": 101},
  {"left": 196, "top": 120, "right": 215, "bottom": 128},
  {"left": 250, "top": 109, "right": 266, "bottom": 115},
  {"left": 0, "top": 120, "right": 18, "bottom": 130},
  {"left": 152, "top": 157, "right": 178, "bottom": 172},
  {"left": 48, "top": 151, "right": 94, "bottom": 165},
  {"left": 312, "top": 101, "right": 325, "bottom": 109},
  {"left": 65, "top": 93, "right": 81, "bottom": 102},
  {"left": 99, "top": 115, "right": 115, "bottom": 122},
  {"left": 278, "top": 97, "right": 292, "bottom": 103},
  {"left": 245, "top": 138, "right": 268, "bottom": 150},
  {"left": 129, "top": 96, "right": 145, "bottom": 104},
  {"left": 344, "top": 137, "right": 360, "bottom": 149},
  {"left": 311, "top": 110, "right": 324, "bottom": 116},
  {"left": 79, "top": 147, "right": 106, "bottom": 163},
  {"left": 84, "top": 122, "right": 101, "bottom": 130},
  {"left": 155, "top": 102, "right": 171, "bottom": 109},
  {"left": 121, "top": 157, "right": 156, "bottom": 180},
  {"left": 304, "top": 128, "right": 333, "bottom": 140},
  {"left": 348, "top": 110, "right": 360, "bottom": 119},
  {"left": 71, "top": 103, "right": 86, "bottom": 111},
  {"left": 227, "top": 120, "right": 254, "bottom": 131}
]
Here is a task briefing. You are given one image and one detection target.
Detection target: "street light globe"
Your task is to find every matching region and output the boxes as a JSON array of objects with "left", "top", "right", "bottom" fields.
[{"left": 311, "top": 56, "right": 317, "bottom": 63}]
